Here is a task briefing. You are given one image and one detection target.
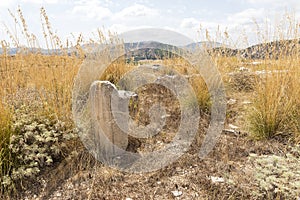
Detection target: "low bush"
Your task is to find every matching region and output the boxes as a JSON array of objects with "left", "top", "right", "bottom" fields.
[
  {"left": 248, "top": 146, "right": 300, "bottom": 199},
  {"left": 0, "top": 90, "right": 77, "bottom": 194}
]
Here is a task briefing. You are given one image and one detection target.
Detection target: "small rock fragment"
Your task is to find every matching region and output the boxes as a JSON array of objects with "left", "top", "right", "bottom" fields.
[
  {"left": 229, "top": 124, "right": 239, "bottom": 129},
  {"left": 223, "top": 129, "right": 239, "bottom": 136},
  {"left": 171, "top": 190, "right": 183, "bottom": 197},
  {"left": 239, "top": 66, "right": 250, "bottom": 72},
  {"left": 242, "top": 100, "right": 252, "bottom": 105},
  {"left": 227, "top": 99, "right": 237, "bottom": 105},
  {"left": 210, "top": 176, "right": 224, "bottom": 183}
]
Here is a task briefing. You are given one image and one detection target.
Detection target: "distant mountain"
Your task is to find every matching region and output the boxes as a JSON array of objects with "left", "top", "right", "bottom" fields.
[
  {"left": 183, "top": 41, "right": 229, "bottom": 51},
  {"left": 0, "top": 41, "right": 225, "bottom": 56},
  {"left": 0, "top": 48, "right": 19, "bottom": 55},
  {"left": 124, "top": 41, "right": 184, "bottom": 61},
  {"left": 0, "top": 47, "right": 71, "bottom": 56},
  {"left": 1, "top": 39, "right": 299, "bottom": 60},
  {"left": 240, "top": 38, "right": 300, "bottom": 59},
  {"left": 208, "top": 38, "right": 300, "bottom": 59}
]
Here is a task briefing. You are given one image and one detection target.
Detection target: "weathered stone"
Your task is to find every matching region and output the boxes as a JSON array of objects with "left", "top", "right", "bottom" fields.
[{"left": 89, "top": 81, "right": 136, "bottom": 157}]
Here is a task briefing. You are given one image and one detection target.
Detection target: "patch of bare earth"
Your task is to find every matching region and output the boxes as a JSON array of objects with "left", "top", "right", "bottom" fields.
[{"left": 21, "top": 76, "right": 297, "bottom": 200}]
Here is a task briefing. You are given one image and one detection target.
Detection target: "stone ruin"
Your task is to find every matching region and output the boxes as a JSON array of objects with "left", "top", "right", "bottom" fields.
[
  {"left": 87, "top": 65, "right": 200, "bottom": 169},
  {"left": 89, "top": 81, "right": 137, "bottom": 158}
]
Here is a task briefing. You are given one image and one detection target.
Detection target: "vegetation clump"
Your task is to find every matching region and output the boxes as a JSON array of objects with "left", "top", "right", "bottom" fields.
[
  {"left": 248, "top": 146, "right": 300, "bottom": 199},
  {"left": 0, "top": 89, "right": 77, "bottom": 193}
]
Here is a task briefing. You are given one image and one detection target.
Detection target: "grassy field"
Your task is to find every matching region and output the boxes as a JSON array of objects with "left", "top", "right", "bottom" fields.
[{"left": 0, "top": 8, "right": 299, "bottom": 199}]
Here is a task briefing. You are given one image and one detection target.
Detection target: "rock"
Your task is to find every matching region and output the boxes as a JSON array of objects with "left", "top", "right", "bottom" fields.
[
  {"left": 223, "top": 129, "right": 239, "bottom": 136},
  {"left": 242, "top": 100, "right": 251, "bottom": 105},
  {"left": 171, "top": 190, "right": 183, "bottom": 197},
  {"left": 250, "top": 61, "right": 262, "bottom": 65},
  {"left": 239, "top": 66, "right": 250, "bottom": 72},
  {"left": 228, "top": 124, "right": 239, "bottom": 129},
  {"left": 55, "top": 192, "right": 62, "bottom": 197},
  {"left": 89, "top": 81, "right": 136, "bottom": 159},
  {"left": 210, "top": 176, "right": 224, "bottom": 183},
  {"left": 227, "top": 98, "right": 237, "bottom": 105},
  {"left": 254, "top": 69, "right": 289, "bottom": 76},
  {"left": 223, "top": 129, "right": 236, "bottom": 134}
]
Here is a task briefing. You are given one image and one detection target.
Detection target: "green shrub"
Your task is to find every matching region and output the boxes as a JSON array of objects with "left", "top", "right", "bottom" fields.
[
  {"left": 0, "top": 90, "right": 77, "bottom": 193},
  {"left": 248, "top": 146, "right": 300, "bottom": 199}
]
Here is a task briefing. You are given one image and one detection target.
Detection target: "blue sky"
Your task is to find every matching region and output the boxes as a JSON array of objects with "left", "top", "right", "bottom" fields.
[{"left": 0, "top": 0, "right": 299, "bottom": 48}]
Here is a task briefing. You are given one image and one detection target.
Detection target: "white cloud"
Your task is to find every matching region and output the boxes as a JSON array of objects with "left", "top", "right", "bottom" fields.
[
  {"left": 21, "top": 0, "right": 59, "bottom": 4},
  {"left": 246, "top": 0, "right": 300, "bottom": 10},
  {"left": 0, "top": 0, "right": 17, "bottom": 8},
  {"left": 180, "top": 18, "right": 222, "bottom": 32},
  {"left": 1, "top": 0, "right": 298, "bottom": 49},
  {"left": 227, "top": 8, "right": 266, "bottom": 25},
  {"left": 108, "top": 24, "right": 130, "bottom": 34},
  {"left": 179, "top": 18, "right": 226, "bottom": 42},
  {"left": 113, "top": 4, "right": 159, "bottom": 19},
  {"left": 109, "top": 23, "right": 153, "bottom": 34},
  {"left": 246, "top": 0, "right": 296, "bottom": 5},
  {"left": 246, "top": 0, "right": 279, "bottom": 3},
  {"left": 71, "top": 0, "right": 112, "bottom": 20},
  {"left": 180, "top": 18, "right": 199, "bottom": 29}
]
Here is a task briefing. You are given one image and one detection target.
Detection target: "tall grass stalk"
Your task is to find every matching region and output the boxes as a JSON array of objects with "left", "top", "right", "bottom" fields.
[{"left": 247, "top": 15, "right": 300, "bottom": 141}]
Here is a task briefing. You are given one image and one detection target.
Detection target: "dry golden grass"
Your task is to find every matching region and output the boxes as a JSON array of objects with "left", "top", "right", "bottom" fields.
[
  {"left": 0, "top": 54, "right": 82, "bottom": 119},
  {"left": 0, "top": 6, "right": 300, "bottom": 199},
  {"left": 0, "top": 103, "right": 12, "bottom": 182},
  {"left": 100, "top": 56, "right": 135, "bottom": 85},
  {"left": 248, "top": 55, "right": 300, "bottom": 142},
  {"left": 0, "top": 52, "right": 82, "bottom": 195},
  {"left": 99, "top": 55, "right": 211, "bottom": 112}
]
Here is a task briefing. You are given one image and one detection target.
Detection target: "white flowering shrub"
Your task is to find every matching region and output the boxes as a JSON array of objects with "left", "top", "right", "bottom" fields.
[
  {"left": 1, "top": 97, "right": 77, "bottom": 191},
  {"left": 248, "top": 145, "right": 300, "bottom": 199}
]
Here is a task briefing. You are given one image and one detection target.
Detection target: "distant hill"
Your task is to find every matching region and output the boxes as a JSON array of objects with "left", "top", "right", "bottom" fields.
[
  {"left": 183, "top": 41, "right": 229, "bottom": 51},
  {"left": 0, "top": 41, "right": 227, "bottom": 57},
  {"left": 1, "top": 39, "right": 299, "bottom": 60},
  {"left": 0, "top": 48, "right": 19, "bottom": 55},
  {"left": 209, "top": 38, "right": 300, "bottom": 59},
  {"left": 240, "top": 38, "right": 300, "bottom": 59},
  {"left": 124, "top": 41, "right": 185, "bottom": 61},
  {"left": 0, "top": 47, "right": 71, "bottom": 56}
]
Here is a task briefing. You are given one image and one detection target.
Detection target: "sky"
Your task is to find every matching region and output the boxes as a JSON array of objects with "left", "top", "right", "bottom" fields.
[{"left": 0, "top": 0, "right": 299, "bottom": 48}]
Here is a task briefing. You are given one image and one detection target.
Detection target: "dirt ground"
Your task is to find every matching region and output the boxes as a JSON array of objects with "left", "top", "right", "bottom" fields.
[{"left": 16, "top": 73, "right": 299, "bottom": 200}]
